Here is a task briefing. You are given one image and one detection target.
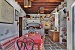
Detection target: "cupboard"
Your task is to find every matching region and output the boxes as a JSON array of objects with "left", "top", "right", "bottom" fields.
[{"left": 48, "top": 31, "right": 59, "bottom": 42}]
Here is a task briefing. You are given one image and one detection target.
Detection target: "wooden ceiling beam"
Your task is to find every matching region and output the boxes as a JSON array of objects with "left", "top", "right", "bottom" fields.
[
  {"left": 21, "top": 5, "right": 56, "bottom": 14},
  {"left": 24, "top": 9, "right": 54, "bottom": 11},
  {"left": 24, "top": 8, "right": 54, "bottom": 13},
  {"left": 32, "top": 0, "right": 64, "bottom": 2},
  {"left": 32, "top": 4, "right": 59, "bottom": 6},
  {"left": 23, "top": 6, "right": 54, "bottom": 10},
  {"left": 21, "top": 6, "right": 57, "bottom": 10},
  {"left": 15, "top": 0, "right": 24, "bottom": 2},
  {"left": 24, "top": 9, "right": 54, "bottom": 14},
  {"left": 20, "top": 3, "right": 58, "bottom": 9},
  {"left": 16, "top": 0, "right": 64, "bottom": 2},
  {"left": 15, "top": 0, "right": 63, "bottom": 14},
  {"left": 32, "top": 2, "right": 60, "bottom": 6},
  {"left": 18, "top": 2, "right": 61, "bottom": 5}
]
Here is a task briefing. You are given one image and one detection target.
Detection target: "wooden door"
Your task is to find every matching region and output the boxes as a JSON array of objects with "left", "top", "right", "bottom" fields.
[{"left": 19, "top": 17, "right": 22, "bottom": 37}]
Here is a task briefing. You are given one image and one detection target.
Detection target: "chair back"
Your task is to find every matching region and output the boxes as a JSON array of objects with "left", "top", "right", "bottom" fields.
[
  {"left": 16, "top": 39, "right": 26, "bottom": 50},
  {"left": 23, "top": 37, "right": 35, "bottom": 50},
  {"left": 15, "top": 39, "right": 26, "bottom": 50}
]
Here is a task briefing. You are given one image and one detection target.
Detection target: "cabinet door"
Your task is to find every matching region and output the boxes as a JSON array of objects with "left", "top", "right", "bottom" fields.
[{"left": 53, "top": 32, "right": 59, "bottom": 42}]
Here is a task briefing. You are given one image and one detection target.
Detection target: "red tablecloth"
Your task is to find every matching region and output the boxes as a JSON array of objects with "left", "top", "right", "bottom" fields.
[
  {"left": 14, "top": 33, "right": 43, "bottom": 50},
  {"left": 20, "top": 33, "right": 42, "bottom": 44}
]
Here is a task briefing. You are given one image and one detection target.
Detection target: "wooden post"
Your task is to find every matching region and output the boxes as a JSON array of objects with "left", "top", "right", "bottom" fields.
[{"left": 19, "top": 17, "right": 22, "bottom": 37}]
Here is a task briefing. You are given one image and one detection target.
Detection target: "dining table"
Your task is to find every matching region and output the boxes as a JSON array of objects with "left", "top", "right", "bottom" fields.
[{"left": 15, "top": 33, "right": 43, "bottom": 50}]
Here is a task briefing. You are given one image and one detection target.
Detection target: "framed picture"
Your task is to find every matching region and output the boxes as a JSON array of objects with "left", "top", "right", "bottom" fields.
[
  {"left": 0, "top": 0, "right": 14, "bottom": 24},
  {"left": 15, "top": 9, "right": 19, "bottom": 21}
]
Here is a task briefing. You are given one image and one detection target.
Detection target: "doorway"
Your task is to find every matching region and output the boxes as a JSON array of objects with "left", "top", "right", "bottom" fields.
[
  {"left": 19, "top": 17, "right": 22, "bottom": 37},
  {"left": 45, "top": 29, "right": 49, "bottom": 34}
]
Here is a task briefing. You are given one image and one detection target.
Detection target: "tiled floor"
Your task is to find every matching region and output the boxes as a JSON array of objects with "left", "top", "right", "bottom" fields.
[{"left": 44, "top": 35, "right": 67, "bottom": 50}]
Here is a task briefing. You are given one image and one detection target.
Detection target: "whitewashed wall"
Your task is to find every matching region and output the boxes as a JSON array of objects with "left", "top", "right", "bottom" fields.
[
  {"left": 27, "top": 19, "right": 41, "bottom": 24},
  {"left": 71, "top": 2, "right": 75, "bottom": 50},
  {"left": 51, "top": 0, "right": 75, "bottom": 50},
  {"left": 28, "top": 14, "right": 46, "bottom": 17},
  {"left": 0, "top": 0, "right": 26, "bottom": 41},
  {"left": 67, "top": 0, "right": 75, "bottom": 50}
]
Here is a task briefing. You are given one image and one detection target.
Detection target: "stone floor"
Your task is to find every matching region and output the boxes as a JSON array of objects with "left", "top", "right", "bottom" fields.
[{"left": 44, "top": 35, "right": 67, "bottom": 50}]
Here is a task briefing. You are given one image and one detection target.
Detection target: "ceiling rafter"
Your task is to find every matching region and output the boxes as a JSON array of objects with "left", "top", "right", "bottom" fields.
[
  {"left": 16, "top": 0, "right": 64, "bottom": 2},
  {"left": 15, "top": 0, "right": 64, "bottom": 14},
  {"left": 18, "top": 2, "right": 61, "bottom": 6}
]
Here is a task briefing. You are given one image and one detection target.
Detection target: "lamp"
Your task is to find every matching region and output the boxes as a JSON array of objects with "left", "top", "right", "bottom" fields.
[
  {"left": 24, "top": 0, "right": 32, "bottom": 8},
  {"left": 40, "top": 7, "right": 44, "bottom": 13},
  {"left": 28, "top": 0, "right": 31, "bottom": 7},
  {"left": 24, "top": 0, "right": 29, "bottom": 8}
]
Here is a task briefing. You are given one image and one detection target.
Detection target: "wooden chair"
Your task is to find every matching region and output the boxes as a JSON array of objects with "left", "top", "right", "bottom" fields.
[
  {"left": 16, "top": 40, "right": 27, "bottom": 50},
  {"left": 23, "top": 37, "right": 35, "bottom": 50}
]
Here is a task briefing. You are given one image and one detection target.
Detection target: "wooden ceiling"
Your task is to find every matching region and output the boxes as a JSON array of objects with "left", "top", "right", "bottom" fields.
[{"left": 16, "top": 0, "right": 64, "bottom": 14}]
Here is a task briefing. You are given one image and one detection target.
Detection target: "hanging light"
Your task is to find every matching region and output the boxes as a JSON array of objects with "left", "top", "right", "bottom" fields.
[
  {"left": 28, "top": 0, "right": 31, "bottom": 7},
  {"left": 40, "top": 7, "right": 44, "bottom": 10},
  {"left": 40, "top": 7, "right": 44, "bottom": 13},
  {"left": 24, "top": 0, "right": 32, "bottom": 8},
  {"left": 24, "top": 0, "right": 29, "bottom": 8}
]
